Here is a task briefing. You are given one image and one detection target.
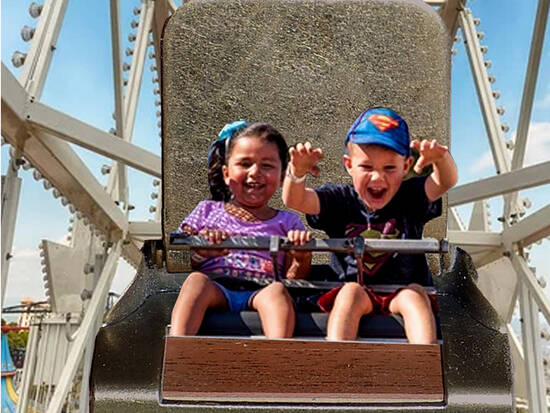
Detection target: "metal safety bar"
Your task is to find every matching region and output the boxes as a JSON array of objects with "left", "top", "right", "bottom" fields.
[{"left": 169, "top": 233, "right": 449, "bottom": 254}]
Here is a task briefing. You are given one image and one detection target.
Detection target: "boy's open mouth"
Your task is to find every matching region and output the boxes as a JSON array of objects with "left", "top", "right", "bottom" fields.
[{"left": 367, "top": 187, "right": 387, "bottom": 200}]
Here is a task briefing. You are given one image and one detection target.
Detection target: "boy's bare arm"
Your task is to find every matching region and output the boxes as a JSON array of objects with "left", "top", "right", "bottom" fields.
[
  {"left": 411, "top": 139, "right": 458, "bottom": 202},
  {"left": 282, "top": 142, "right": 323, "bottom": 215}
]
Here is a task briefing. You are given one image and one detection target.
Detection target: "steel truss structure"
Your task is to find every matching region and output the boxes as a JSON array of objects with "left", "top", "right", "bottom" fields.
[{"left": 1, "top": 0, "right": 549, "bottom": 412}]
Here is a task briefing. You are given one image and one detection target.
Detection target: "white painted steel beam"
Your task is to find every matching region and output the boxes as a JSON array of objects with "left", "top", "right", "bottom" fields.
[
  {"left": 2, "top": 66, "right": 128, "bottom": 239},
  {"left": 128, "top": 220, "right": 162, "bottom": 239},
  {"left": 438, "top": 0, "right": 464, "bottom": 36},
  {"left": 511, "top": 0, "right": 549, "bottom": 172},
  {"left": 19, "top": 0, "right": 69, "bottom": 99},
  {"left": 512, "top": 255, "right": 550, "bottom": 324},
  {"left": 1, "top": 169, "right": 22, "bottom": 304},
  {"left": 448, "top": 161, "right": 550, "bottom": 206},
  {"left": 459, "top": 8, "right": 511, "bottom": 175},
  {"left": 46, "top": 241, "right": 122, "bottom": 413},
  {"left": 108, "top": 0, "right": 128, "bottom": 204},
  {"left": 124, "top": 0, "right": 155, "bottom": 140},
  {"left": 506, "top": 0, "right": 550, "bottom": 220},
  {"left": 448, "top": 230, "right": 502, "bottom": 247},
  {"left": 167, "top": 0, "right": 179, "bottom": 14},
  {"left": 151, "top": 0, "right": 169, "bottom": 80},
  {"left": 502, "top": 204, "right": 550, "bottom": 247},
  {"left": 26, "top": 100, "right": 161, "bottom": 178},
  {"left": 518, "top": 279, "right": 547, "bottom": 413}
]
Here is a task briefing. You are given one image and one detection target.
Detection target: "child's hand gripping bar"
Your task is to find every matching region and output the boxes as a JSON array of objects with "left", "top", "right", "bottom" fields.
[{"left": 169, "top": 233, "right": 448, "bottom": 254}]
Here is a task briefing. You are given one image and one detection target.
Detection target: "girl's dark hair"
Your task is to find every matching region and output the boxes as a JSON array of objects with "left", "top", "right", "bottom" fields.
[{"left": 208, "top": 122, "right": 289, "bottom": 201}]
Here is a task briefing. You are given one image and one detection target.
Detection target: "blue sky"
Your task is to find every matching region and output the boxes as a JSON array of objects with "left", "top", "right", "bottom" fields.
[{"left": 1, "top": 1, "right": 549, "bottom": 309}]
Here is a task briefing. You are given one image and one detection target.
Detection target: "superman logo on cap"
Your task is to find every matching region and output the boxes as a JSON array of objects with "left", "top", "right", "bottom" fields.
[{"left": 368, "top": 114, "right": 399, "bottom": 132}]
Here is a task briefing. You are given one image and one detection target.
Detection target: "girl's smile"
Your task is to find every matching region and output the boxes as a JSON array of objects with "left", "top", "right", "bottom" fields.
[{"left": 222, "top": 136, "right": 284, "bottom": 219}]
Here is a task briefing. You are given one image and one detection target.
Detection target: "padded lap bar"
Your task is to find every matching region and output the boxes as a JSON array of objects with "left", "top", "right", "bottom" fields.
[{"left": 162, "top": 0, "right": 450, "bottom": 271}]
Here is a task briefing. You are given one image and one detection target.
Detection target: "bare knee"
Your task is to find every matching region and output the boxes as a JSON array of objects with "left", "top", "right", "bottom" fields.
[
  {"left": 334, "top": 283, "right": 372, "bottom": 314},
  {"left": 390, "top": 284, "right": 431, "bottom": 314},
  {"left": 253, "top": 282, "right": 292, "bottom": 309},
  {"left": 182, "top": 272, "right": 211, "bottom": 290}
]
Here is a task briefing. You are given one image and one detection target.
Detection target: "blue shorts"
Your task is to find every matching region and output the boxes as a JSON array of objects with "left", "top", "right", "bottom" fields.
[{"left": 214, "top": 282, "right": 256, "bottom": 312}]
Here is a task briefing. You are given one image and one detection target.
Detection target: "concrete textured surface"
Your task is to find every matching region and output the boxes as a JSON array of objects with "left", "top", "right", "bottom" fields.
[{"left": 162, "top": 0, "right": 451, "bottom": 271}]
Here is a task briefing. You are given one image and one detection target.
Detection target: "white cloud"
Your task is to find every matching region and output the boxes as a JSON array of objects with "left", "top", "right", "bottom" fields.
[
  {"left": 539, "top": 92, "right": 550, "bottom": 108},
  {"left": 468, "top": 121, "right": 550, "bottom": 174},
  {"left": 4, "top": 248, "right": 46, "bottom": 307},
  {"left": 521, "top": 122, "right": 550, "bottom": 166},
  {"left": 469, "top": 151, "right": 494, "bottom": 173}
]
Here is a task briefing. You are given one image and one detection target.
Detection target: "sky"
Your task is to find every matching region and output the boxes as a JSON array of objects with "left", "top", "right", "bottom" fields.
[{"left": 1, "top": 1, "right": 549, "bottom": 314}]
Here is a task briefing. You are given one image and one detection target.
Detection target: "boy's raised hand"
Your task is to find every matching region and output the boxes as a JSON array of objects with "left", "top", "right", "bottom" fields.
[
  {"left": 410, "top": 139, "right": 450, "bottom": 175},
  {"left": 289, "top": 142, "right": 323, "bottom": 177}
]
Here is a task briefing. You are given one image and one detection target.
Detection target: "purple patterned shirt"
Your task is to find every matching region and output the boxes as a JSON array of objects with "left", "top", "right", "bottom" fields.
[{"left": 178, "top": 200, "right": 305, "bottom": 279}]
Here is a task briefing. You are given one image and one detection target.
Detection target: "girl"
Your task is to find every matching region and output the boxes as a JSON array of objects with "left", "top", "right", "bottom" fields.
[{"left": 170, "top": 121, "right": 311, "bottom": 338}]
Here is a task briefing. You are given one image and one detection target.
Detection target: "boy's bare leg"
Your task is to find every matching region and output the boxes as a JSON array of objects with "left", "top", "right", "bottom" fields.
[
  {"left": 169, "top": 272, "right": 227, "bottom": 336},
  {"left": 251, "top": 282, "right": 295, "bottom": 338},
  {"left": 327, "top": 282, "right": 373, "bottom": 341},
  {"left": 389, "top": 283, "right": 436, "bottom": 344}
]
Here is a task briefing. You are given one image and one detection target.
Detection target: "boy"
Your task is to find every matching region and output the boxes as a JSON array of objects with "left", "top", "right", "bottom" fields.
[{"left": 282, "top": 107, "right": 458, "bottom": 344}]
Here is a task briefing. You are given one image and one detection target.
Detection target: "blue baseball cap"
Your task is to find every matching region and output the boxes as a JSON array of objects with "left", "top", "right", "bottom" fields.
[{"left": 345, "top": 107, "right": 410, "bottom": 157}]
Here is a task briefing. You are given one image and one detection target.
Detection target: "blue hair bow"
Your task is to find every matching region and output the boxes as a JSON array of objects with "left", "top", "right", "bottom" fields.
[
  {"left": 207, "top": 120, "right": 250, "bottom": 165},
  {"left": 217, "top": 120, "right": 249, "bottom": 141}
]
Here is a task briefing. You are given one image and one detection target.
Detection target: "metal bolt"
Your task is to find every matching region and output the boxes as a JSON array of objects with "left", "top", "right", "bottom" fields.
[
  {"left": 476, "top": 31, "right": 484, "bottom": 40},
  {"left": 128, "top": 33, "right": 136, "bottom": 42},
  {"left": 505, "top": 140, "right": 514, "bottom": 150},
  {"left": 123, "top": 62, "right": 131, "bottom": 71},
  {"left": 32, "top": 170, "right": 42, "bottom": 180},
  {"left": 130, "top": 20, "right": 139, "bottom": 28},
  {"left": 487, "top": 75, "right": 496, "bottom": 83},
  {"left": 152, "top": 77, "right": 159, "bottom": 83},
  {"left": 61, "top": 197, "right": 69, "bottom": 206},
  {"left": 133, "top": 6, "right": 141, "bottom": 15},
  {"left": 125, "top": 47, "right": 134, "bottom": 56},
  {"left": 29, "top": 2, "right": 43, "bottom": 18},
  {"left": 451, "top": 49, "right": 458, "bottom": 56},
  {"left": 148, "top": 52, "right": 155, "bottom": 59},
  {"left": 153, "top": 179, "right": 160, "bottom": 187},
  {"left": 11, "top": 51, "right": 27, "bottom": 68},
  {"left": 155, "top": 100, "right": 161, "bottom": 106},
  {"left": 153, "top": 88, "right": 160, "bottom": 95},
  {"left": 480, "top": 45, "right": 489, "bottom": 54},
  {"left": 21, "top": 25, "right": 35, "bottom": 42},
  {"left": 492, "top": 90, "right": 501, "bottom": 99},
  {"left": 496, "top": 106, "right": 505, "bottom": 115},
  {"left": 501, "top": 123, "right": 509, "bottom": 132},
  {"left": 150, "top": 64, "right": 157, "bottom": 72},
  {"left": 473, "top": 18, "right": 481, "bottom": 26},
  {"left": 149, "top": 206, "right": 157, "bottom": 213},
  {"left": 151, "top": 192, "right": 158, "bottom": 200},
  {"left": 101, "top": 165, "right": 111, "bottom": 175},
  {"left": 484, "top": 60, "right": 492, "bottom": 68}
]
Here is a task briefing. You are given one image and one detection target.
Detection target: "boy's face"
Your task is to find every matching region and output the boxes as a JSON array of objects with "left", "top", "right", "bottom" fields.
[{"left": 343, "top": 143, "right": 413, "bottom": 211}]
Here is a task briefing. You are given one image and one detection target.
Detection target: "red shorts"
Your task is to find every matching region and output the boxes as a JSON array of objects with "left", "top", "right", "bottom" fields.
[{"left": 317, "top": 285, "right": 438, "bottom": 316}]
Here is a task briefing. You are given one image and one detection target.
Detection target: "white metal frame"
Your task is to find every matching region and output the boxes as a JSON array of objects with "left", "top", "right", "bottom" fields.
[{"left": 1, "top": 0, "right": 549, "bottom": 412}]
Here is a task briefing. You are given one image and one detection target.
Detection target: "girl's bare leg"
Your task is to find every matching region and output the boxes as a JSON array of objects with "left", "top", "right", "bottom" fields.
[
  {"left": 389, "top": 283, "right": 436, "bottom": 344},
  {"left": 169, "top": 272, "right": 227, "bottom": 336},
  {"left": 326, "top": 282, "right": 373, "bottom": 341},
  {"left": 251, "top": 282, "right": 295, "bottom": 338}
]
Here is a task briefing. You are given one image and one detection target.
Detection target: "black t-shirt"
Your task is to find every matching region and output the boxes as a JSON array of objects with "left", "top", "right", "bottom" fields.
[{"left": 306, "top": 177, "right": 442, "bottom": 286}]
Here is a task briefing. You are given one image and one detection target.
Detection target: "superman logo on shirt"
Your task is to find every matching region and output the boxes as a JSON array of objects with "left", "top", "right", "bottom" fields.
[{"left": 344, "top": 219, "right": 401, "bottom": 275}]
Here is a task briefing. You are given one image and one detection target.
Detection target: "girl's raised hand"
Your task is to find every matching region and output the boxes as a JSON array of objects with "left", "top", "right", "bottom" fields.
[
  {"left": 289, "top": 142, "right": 323, "bottom": 178},
  {"left": 410, "top": 139, "right": 450, "bottom": 175}
]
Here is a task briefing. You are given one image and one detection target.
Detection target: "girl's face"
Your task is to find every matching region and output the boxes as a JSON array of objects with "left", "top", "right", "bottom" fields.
[{"left": 222, "top": 136, "right": 284, "bottom": 211}]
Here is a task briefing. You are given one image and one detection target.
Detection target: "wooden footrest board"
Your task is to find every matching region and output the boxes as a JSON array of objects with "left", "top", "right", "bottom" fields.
[{"left": 162, "top": 336, "right": 444, "bottom": 404}]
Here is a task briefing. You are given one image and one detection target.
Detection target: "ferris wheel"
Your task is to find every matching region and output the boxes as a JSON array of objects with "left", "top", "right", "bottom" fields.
[{"left": 1, "top": 0, "right": 549, "bottom": 412}]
